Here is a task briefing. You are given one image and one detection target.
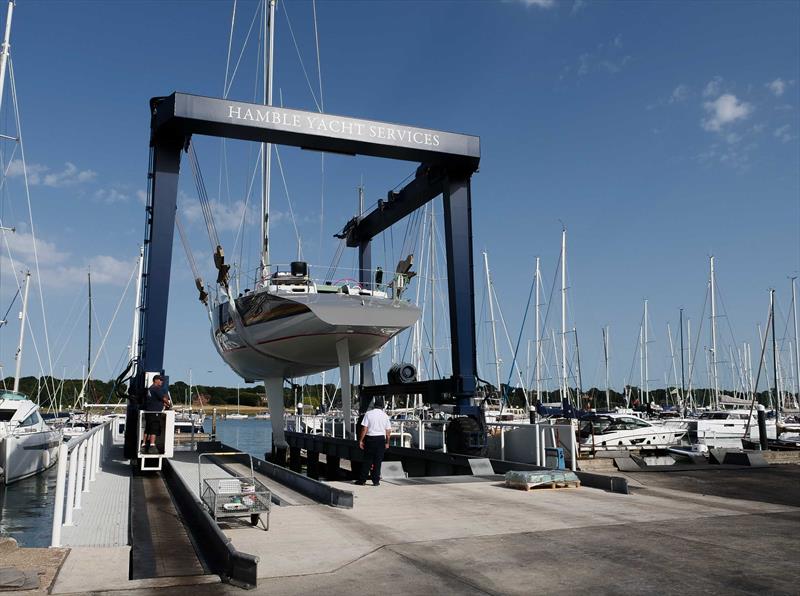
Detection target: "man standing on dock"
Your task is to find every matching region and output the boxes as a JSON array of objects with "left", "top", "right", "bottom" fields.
[
  {"left": 356, "top": 398, "right": 392, "bottom": 486},
  {"left": 142, "top": 374, "right": 172, "bottom": 454}
]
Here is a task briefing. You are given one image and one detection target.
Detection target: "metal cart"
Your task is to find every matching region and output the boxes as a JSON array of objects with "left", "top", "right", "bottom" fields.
[{"left": 198, "top": 452, "right": 271, "bottom": 530}]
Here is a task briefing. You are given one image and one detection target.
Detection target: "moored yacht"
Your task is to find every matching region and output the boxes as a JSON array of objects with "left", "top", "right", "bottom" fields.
[
  {"left": 578, "top": 413, "right": 686, "bottom": 452},
  {"left": 0, "top": 391, "right": 61, "bottom": 484}
]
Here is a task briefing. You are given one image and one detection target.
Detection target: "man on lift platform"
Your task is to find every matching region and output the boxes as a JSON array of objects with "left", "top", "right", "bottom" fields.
[{"left": 141, "top": 374, "right": 172, "bottom": 454}]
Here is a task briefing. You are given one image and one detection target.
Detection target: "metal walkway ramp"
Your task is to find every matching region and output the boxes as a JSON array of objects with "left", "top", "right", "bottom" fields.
[{"left": 129, "top": 474, "right": 206, "bottom": 579}]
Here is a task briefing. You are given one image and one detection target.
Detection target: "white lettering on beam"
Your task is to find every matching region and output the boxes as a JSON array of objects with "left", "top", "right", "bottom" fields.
[{"left": 227, "top": 105, "right": 441, "bottom": 148}]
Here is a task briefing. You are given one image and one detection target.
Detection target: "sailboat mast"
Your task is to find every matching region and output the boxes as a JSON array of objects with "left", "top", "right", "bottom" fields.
[
  {"left": 687, "top": 318, "right": 694, "bottom": 408},
  {"left": 770, "top": 289, "right": 779, "bottom": 420},
  {"left": 87, "top": 271, "right": 92, "bottom": 389},
  {"left": 679, "top": 309, "right": 686, "bottom": 414},
  {"left": 260, "top": 0, "right": 276, "bottom": 281},
  {"left": 129, "top": 246, "right": 144, "bottom": 364},
  {"left": 0, "top": 0, "right": 14, "bottom": 114},
  {"left": 667, "top": 322, "right": 678, "bottom": 405},
  {"left": 643, "top": 299, "right": 649, "bottom": 406},
  {"left": 535, "top": 257, "right": 541, "bottom": 403},
  {"left": 560, "top": 228, "right": 568, "bottom": 405},
  {"left": 430, "top": 205, "right": 436, "bottom": 378},
  {"left": 603, "top": 326, "right": 610, "bottom": 410},
  {"left": 573, "top": 327, "right": 583, "bottom": 400},
  {"left": 710, "top": 256, "right": 719, "bottom": 409},
  {"left": 792, "top": 277, "right": 800, "bottom": 405},
  {"left": 12, "top": 270, "right": 30, "bottom": 393},
  {"left": 483, "top": 251, "right": 501, "bottom": 393}
]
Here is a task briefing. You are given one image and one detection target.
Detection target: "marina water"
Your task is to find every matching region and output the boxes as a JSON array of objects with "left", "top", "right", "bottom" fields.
[{"left": 0, "top": 417, "right": 273, "bottom": 547}]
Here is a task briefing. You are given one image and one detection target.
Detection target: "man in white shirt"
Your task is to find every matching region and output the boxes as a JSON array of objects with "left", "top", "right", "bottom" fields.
[{"left": 356, "top": 397, "right": 392, "bottom": 486}]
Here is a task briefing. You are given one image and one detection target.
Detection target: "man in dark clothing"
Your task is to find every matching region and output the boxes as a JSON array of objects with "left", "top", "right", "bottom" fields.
[{"left": 142, "top": 375, "right": 171, "bottom": 454}]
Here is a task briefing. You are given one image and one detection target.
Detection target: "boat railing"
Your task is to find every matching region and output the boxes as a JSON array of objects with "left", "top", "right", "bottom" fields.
[
  {"left": 229, "top": 262, "right": 413, "bottom": 300},
  {"left": 50, "top": 420, "right": 114, "bottom": 547}
]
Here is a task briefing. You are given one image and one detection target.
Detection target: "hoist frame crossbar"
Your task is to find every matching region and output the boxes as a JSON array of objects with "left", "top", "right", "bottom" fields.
[{"left": 125, "top": 92, "right": 481, "bottom": 458}]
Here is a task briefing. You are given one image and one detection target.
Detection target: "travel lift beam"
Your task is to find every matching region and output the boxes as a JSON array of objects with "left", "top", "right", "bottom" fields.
[{"left": 125, "top": 92, "right": 483, "bottom": 459}]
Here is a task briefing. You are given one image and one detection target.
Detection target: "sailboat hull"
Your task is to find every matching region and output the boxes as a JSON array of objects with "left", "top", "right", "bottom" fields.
[{"left": 212, "top": 290, "right": 420, "bottom": 381}]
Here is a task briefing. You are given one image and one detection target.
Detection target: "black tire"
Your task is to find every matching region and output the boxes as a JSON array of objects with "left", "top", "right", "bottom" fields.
[{"left": 446, "top": 416, "right": 486, "bottom": 456}]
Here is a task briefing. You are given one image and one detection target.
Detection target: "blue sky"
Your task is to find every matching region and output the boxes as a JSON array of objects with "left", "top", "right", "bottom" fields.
[{"left": 0, "top": 0, "right": 797, "bottom": 398}]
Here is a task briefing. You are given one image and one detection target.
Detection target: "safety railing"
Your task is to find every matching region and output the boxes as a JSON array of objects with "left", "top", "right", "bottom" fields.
[
  {"left": 50, "top": 420, "right": 113, "bottom": 547},
  {"left": 289, "top": 413, "right": 449, "bottom": 452},
  {"left": 485, "top": 420, "right": 578, "bottom": 471},
  {"left": 287, "top": 413, "right": 577, "bottom": 470}
]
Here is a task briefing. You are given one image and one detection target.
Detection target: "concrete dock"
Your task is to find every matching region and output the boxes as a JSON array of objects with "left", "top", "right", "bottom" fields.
[{"left": 41, "top": 459, "right": 799, "bottom": 595}]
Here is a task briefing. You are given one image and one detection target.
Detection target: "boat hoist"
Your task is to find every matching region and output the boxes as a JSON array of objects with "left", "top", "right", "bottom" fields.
[{"left": 125, "top": 93, "right": 485, "bottom": 458}]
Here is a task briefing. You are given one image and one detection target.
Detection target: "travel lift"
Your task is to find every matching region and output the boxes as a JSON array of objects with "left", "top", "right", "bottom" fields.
[{"left": 123, "top": 93, "right": 484, "bottom": 461}]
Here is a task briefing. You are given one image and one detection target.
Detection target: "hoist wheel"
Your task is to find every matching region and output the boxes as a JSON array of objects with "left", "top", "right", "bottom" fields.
[{"left": 445, "top": 416, "right": 486, "bottom": 456}]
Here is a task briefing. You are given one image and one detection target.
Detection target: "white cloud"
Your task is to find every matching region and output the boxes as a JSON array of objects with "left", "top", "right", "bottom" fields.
[
  {"left": 6, "top": 160, "right": 96, "bottom": 187},
  {"left": 94, "top": 187, "right": 129, "bottom": 204},
  {"left": 669, "top": 84, "right": 689, "bottom": 104},
  {"left": 767, "top": 78, "right": 786, "bottom": 97},
  {"left": 520, "top": 0, "right": 556, "bottom": 7},
  {"left": 0, "top": 229, "right": 134, "bottom": 288},
  {"left": 570, "top": 0, "right": 586, "bottom": 15},
  {"left": 702, "top": 76, "right": 723, "bottom": 98},
  {"left": 695, "top": 141, "right": 755, "bottom": 171},
  {"left": 702, "top": 94, "right": 753, "bottom": 132},
  {"left": 181, "top": 199, "right": 255, "bottom": 233},
  {"left": 774, "top": 124, "right": 795, "bottom": 143},
  {"left": 2, "top": 230, "right": 68, "bottom": 266},
  {"left": 136, "top": 190, "right": 147, "bottom": 205}
]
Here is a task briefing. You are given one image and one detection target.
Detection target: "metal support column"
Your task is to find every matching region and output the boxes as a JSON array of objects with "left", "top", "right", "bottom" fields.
[
  {"left": 125, "top": 130, "right": 183, "bottom": 459},
  {"left": 358, "top": 239, "right": 375, "bottom": 413},
  {"left": 442, "top": 176, "right": 477, "bottom": 406}
]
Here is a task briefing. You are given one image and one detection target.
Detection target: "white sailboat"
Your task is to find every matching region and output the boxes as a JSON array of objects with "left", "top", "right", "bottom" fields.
[
  {"left": 0, "top": 3, "right": 60, "bottom": 483},
  {"left": 208, "top": 1, "right": 420, "bottom": 450},
  {"left": 227, "top": 385, "right": 248, "bottom": 419},
  {"left": 0, "top": 272, "right": 61, "bottom": 483}
]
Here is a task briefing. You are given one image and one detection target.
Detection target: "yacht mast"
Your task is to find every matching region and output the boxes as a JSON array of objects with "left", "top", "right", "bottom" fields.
[
  {"left": 534, "top": 257, "right": 541, "bottom": 403},
  {"left": 687, "top": 318, "right": 694, "bottom": 409},
  {"left": 643, "top": 299, "right": 649, "bottom": 406},
  {"left": 87, "top": 271, "right": 92, "bottom": 391},
  {"left": 573, "top": 327, "right": 583, "bottom": 400},
  {"left": 667, "top": 323, "right": 678, "bottom": 405},
  {"left": 679, "top": 309, "right": 686, "bottom": 414},
  {"left": 639, "top": 324, "right": 644, "bottom": 407},
  {"left": 12, "top": 270, "right": 30, "bottom": 393},
  {"left": 603, "top": 326, "right": 610, "bottom": 410},
  {"left": 560, "top": 228, "right": 568, "bottom": 405},
  {"left": 792, "top": 277, "right": 800, "bottom": 405},
  {"left": 710, "top": 256, "right": 720, "bottom": 409},
  {"left": 429, "top": 205, "right": 436, "bottom": 378},
  {"left": 770, "top": 289, "right": 780, "bottom": 423},
  {"left": 0, "top": 0, "right": 14, "bottom": 113},
  {"left": 483, "top": 251, "right": 501, "bottom": 393},
  {"left": 129, "top": 246, "right": 144, "bottom": 364},
  {"left": 260, "top": 0, "right": 276, "bottom": 281}
]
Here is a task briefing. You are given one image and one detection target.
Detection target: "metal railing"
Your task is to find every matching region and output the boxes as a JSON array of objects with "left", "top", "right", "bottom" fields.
[
  {"left": 50, "top": 420, "right": 113, "bottom": 547},
  {"left": 286, "top": 414, "right": 577, "bottom": 470},
  {"left": 485, "top": 420, "right": 578, "bottom": 471}
]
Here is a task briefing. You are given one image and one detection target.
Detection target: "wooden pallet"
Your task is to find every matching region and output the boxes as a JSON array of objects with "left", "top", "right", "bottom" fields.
[{"left": 507, "top": 480, "right": 581, "bottom": 491}]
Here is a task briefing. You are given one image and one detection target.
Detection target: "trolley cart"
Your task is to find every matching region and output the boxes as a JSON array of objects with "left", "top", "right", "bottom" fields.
[{"left": 198, "top": 452, "right": 271, "bottom": 530}]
